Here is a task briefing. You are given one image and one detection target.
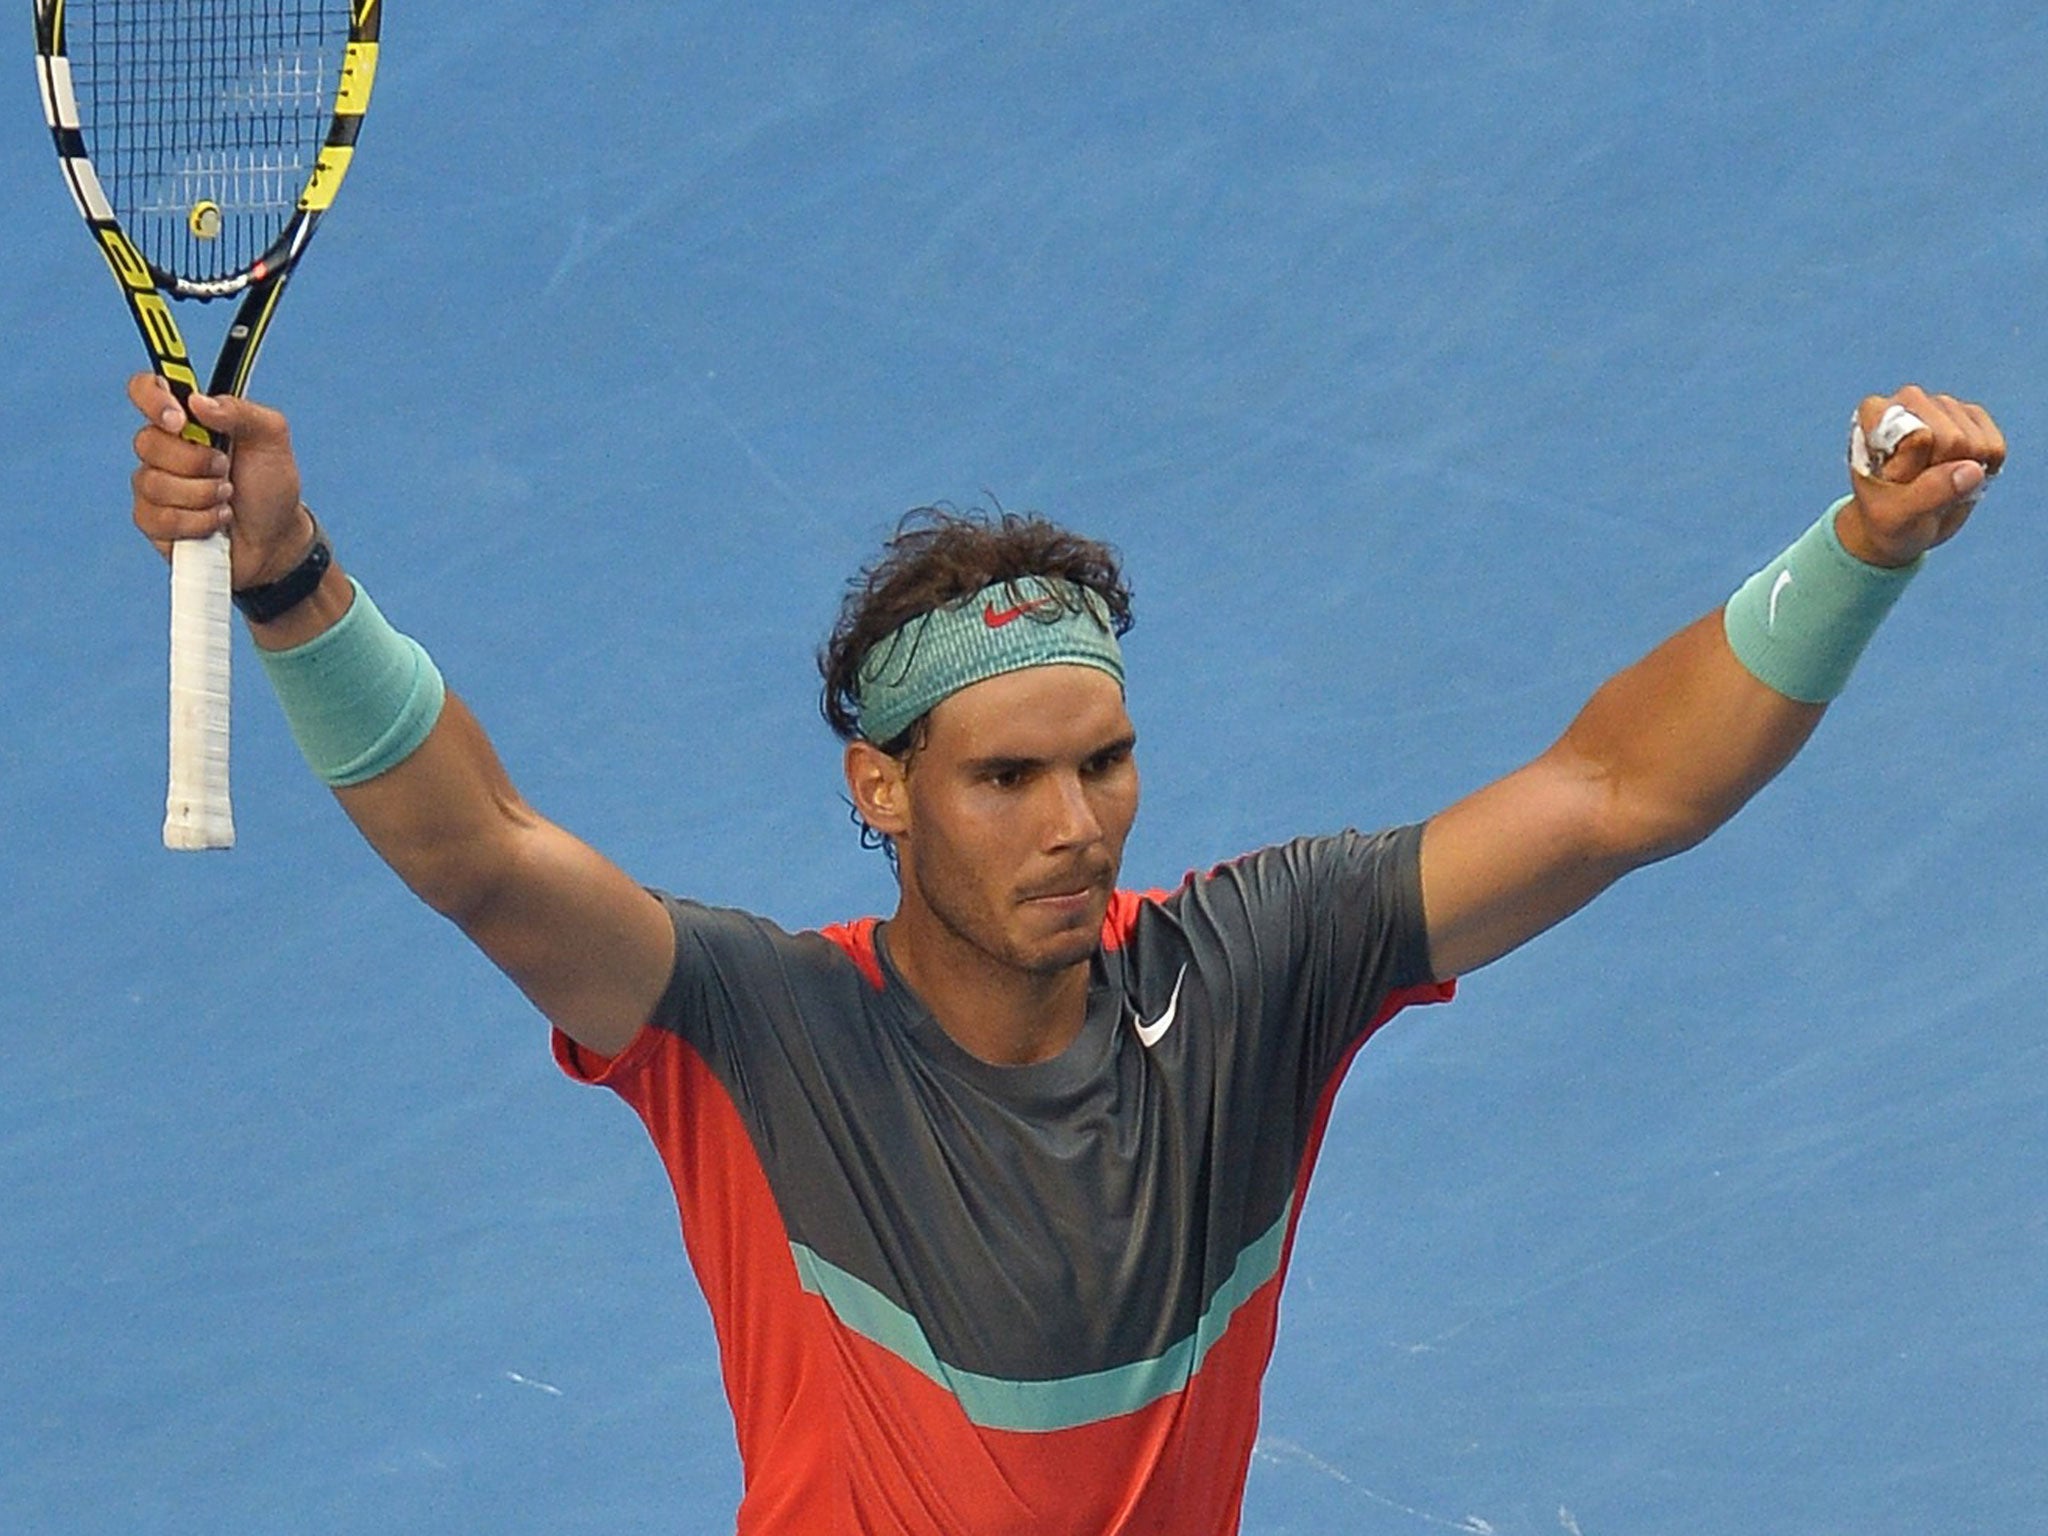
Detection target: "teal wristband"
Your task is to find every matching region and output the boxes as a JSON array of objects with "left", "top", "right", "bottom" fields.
[
  {"left": 1722, "top": 496, "right": 1922, "bottom": 703},
  {"left": 257, "top": 578, "right": 447, "bottom": 786}
]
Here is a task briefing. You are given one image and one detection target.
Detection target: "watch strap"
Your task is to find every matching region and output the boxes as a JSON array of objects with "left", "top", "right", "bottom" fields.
[{"left": 232, "top": 512, "right": 332, "bottom": 624}]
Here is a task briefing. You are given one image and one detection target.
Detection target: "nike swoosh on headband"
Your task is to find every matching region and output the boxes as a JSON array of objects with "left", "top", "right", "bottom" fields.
[{"left": 983, "top": 597, "right": 1060, "bottom": 629}]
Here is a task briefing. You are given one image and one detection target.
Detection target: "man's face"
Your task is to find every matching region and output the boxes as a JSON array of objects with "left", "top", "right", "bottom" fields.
[{"left": 890, "top": 664, "right": 1139, "bottom": 979}]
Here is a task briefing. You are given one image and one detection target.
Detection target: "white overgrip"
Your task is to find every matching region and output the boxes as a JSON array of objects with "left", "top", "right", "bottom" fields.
[{"left": 165, "top": 531, "right": 235, "bottom": 849}]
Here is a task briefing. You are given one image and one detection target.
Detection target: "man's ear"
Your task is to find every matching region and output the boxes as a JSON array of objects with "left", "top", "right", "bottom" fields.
[{"left": 845, "top": 740, "right": 909, "bottom": 837}]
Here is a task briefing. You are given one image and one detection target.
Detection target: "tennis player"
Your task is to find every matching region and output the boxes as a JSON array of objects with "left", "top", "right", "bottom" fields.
[{"left": 126, "top": 375, "right": 2002, "bottom": 1535}]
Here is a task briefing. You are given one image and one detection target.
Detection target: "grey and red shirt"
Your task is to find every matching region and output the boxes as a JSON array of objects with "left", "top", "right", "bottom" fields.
[{"left": 555, "top": 824, "right": 1453, "bottom": 1534}]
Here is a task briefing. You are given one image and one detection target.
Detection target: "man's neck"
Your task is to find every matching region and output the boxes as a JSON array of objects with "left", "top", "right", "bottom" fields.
[{"left": 881, "top": 913, "right": 1092, "bottom": 1067}]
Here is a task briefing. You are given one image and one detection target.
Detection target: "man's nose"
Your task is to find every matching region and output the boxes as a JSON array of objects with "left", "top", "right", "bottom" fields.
[{"left": 1041, "top": 770, "right": 1102, "bottom": 849}]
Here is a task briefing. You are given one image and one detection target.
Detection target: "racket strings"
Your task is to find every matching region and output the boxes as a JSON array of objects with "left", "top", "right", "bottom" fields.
[{"left": 69, "top": 0, "right": 348, "bottom": 286}]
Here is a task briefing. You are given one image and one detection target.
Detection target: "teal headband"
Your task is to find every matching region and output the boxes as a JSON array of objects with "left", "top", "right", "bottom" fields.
[{"left": 853, "top": 575, "right": 1124, "bottom": 746}]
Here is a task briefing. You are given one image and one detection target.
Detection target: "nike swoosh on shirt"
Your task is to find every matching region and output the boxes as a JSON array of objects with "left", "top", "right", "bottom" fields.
[{"left": 1131, "top": 964, "right": 1189, "bottom": 1048}]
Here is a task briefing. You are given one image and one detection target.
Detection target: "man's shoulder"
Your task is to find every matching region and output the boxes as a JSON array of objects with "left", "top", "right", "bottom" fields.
[
  {"left": 1126, "top": 825, "right": 1423, "bottom": 908},
  {"left": 650, "top": 891, "right": 888, "bottom": 990},
  {"left": 1107, "top": 825, "right": 1431, "bottom": 980}
]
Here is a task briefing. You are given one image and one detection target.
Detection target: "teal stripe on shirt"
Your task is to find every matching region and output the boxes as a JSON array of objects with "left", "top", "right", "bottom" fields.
[{"left": 788, "top": 1196, "right": 1295, "bottom": 1433}]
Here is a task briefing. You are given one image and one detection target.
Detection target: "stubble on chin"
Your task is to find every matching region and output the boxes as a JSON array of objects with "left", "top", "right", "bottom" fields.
[{"left": 1019, "top": 885, "right": 1113, "bottom": 974}]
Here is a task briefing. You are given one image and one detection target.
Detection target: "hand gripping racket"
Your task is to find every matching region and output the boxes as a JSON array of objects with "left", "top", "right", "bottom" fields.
[{"left": 34, "top": 0, "right": 380, "bottom": 848}]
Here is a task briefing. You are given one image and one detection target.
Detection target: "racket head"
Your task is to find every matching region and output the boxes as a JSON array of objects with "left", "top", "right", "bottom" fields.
[
  {"left": 35, "top": 0, "right": 381, "bottom": 303},
  {"left": 32, "top": 0, "right": 383, "bottom": 852}
]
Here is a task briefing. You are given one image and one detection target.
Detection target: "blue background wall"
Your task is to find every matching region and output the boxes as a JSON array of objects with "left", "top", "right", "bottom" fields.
[{"left": 4, "top": 4, "right": 2042, "bottom": 1532}]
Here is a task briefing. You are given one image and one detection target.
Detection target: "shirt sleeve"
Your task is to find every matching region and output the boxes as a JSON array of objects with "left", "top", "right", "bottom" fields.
[
  {"left": 553, "top": 893, "right": 877, "bottom": 1135},
  {"left": 1165, "top": 823, "right": 1448, "bottom": 1094},
  {"left": 1291, "top": 822, "right": 1447, "bottom": 1080},
  {"left": 549, "top": 894, "right": 783, "bottom": 1100}
]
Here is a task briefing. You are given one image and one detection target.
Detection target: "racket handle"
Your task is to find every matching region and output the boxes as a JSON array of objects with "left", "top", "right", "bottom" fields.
[{"left": 165, "top": 530, "right": 235, "bottom": 850}]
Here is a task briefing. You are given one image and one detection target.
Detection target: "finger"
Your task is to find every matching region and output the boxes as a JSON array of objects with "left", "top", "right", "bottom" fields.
[
  {"left": 1937, "top": 461, "right": 1985, "bottom": 534},
  {"left": 1884, "top": 391, "right": 1966, "bottom": 481},
  {"left": 1944, "top": 458, "right": 1987, "bottom": 501},
  {"left": 1885, "top": 453, "right": 1990, "bottom": 528},
  {"left": 1856, "top": 387, "right": 1988, "bottom": 484},
  {"left": 1903, "top": 392, "right": 1977, "bottom": 478},
  {"left": 1956, "top": 399, "right": 2007, "bottom": 476},
  {"left": 132, "top": 489, "right": 231, "bottom": 545},
  {"left": 1907, "top": 394, "right": 2004, "bottom": 486},
  {"left": 132, "top": 463, "right": 235, "bottom": 514},
  {"left": 132, "top": 422, "right": 230, "bottom": 478},
  {"left": 1854, "top": 392, "right": 1934, "bottom": 483},
  {"left": 126, "top": 371, "right": 186, "bottom": 434},
  {"left": 184, "top": 390, "right": 291, "bottom": 450}
]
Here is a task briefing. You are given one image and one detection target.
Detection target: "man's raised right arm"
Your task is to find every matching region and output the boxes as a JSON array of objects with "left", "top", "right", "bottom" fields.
[{"left": 127, "top": 375, "right": 673, "bottom": 1058}]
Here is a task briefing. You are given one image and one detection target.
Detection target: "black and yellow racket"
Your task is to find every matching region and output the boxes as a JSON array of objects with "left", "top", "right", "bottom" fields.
[{"left": 34, "top": 0, "right": 380, "bottom": 849}]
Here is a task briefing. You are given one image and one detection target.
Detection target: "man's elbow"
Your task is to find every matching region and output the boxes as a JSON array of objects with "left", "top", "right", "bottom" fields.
[
  {"left": 344, "top": 784, "right": 541, "bottom": 931},
  {"left": 1591, "top": 774, "right": 1750, "bottom": 872}
]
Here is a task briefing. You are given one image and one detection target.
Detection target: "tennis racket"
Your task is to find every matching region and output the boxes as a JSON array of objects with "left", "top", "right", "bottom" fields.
[{"left": 33, "top": 0, "right": 381, "bottom": 849}]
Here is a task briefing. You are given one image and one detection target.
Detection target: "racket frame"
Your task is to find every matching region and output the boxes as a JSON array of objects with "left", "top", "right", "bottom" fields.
[{"left": 32, "top": 0, "right": 381, "bottom": 848}]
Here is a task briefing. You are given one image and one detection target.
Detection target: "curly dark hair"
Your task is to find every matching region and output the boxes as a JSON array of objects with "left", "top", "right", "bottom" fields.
[{"left": 818, "top": 504, "right": 1135, "bottom": 752}]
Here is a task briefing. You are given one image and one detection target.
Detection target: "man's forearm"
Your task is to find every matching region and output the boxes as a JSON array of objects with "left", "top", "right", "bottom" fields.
[
  {"left": 268, "top": 592, "right": 674, "bottom": 1053},
  {"left": 247, "top": 553, "right": 518, "bottom": 918},
  {"left": 1419, "top": 608, "right": 1827, "bottom": 981}
]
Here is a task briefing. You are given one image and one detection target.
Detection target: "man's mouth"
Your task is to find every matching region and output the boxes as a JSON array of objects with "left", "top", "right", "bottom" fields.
[{"left": 1019, "top": 868, "right": 1110, "bottom": 905}]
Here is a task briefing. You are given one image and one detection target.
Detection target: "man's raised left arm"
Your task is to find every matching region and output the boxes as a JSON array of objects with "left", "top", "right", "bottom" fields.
[{"left": 1418, "top": 385, "right": 2007, "bottom": 982}]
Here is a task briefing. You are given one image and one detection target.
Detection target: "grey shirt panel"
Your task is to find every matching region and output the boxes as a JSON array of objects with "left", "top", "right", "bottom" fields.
[{"left": 644, "top": 823, "right": 1438, "bottom": 1383}]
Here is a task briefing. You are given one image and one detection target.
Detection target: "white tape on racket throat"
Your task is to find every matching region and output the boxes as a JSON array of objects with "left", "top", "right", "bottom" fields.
[{"left": 1848, "top": 404, "right": 1929, "bottom": 479}]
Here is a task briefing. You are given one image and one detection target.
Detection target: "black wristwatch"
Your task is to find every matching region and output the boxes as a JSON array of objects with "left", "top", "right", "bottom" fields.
[{"left": 232, "top": 512, "right": 332, "bottom": 623}]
